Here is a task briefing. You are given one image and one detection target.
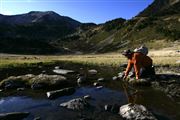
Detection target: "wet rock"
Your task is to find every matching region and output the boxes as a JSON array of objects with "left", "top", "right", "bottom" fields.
[
  {"left": 47, "top": 87, "right": 76, "bottom": 99},
  {"left": 31, "top": 83, "right": 45, "bottom": 90},
  {"left": 97, "top": 78, "right": 105, "bottom": 82},
  {"left": 96, "top": 86, "right": 103, "bottom": 90},
  {"left": 104, "top": 104, "right": 112, "bottom": 111},
  {"left": 128, "top": 78, "right": 151, "bottom": 86},
  {"left": 83, "top": 95, "right": 91, "bottom": 100},
  {"left": 77, "top": 75, "right": 86, "bottom": 84},
  {"left": 30, "top": 74, "right": 67, "bottom": 86},
  {"left": 105, "top": 104, "right": 120, "bottom": 113},
  {"left": 0, "top": 112, "right": 29, "bottom": 120},
  {"left": 112, "top": 76, "right": 118, "bottom": 81},
  {"left": 93, "top": 82, "right": 99, "bottom": 86},
  {"left": 17, "top": 88, "right": 25, "bottom": 91},
  {"left": 118, "top": 72, "right": 125, "bottom": 79},
  {"left": 53, "top": 69, "right": 75, "bottom": 75},
  {"left": 119, "top": 104, "right": 157, "bottom": 120},
  {"left": 3, "top": 80, "right": 25, "bottom": 89},
  {"left": 54, "top": 66, "right": 60, "bottom": 69},
  {"left": 0, "top": 74, "right": 69, "bottom": 90},
  {"left": 88, "top": 69, "right": 97, "bottom": 75},
  {"left": 60, "top": 98, "right": 90, "bottom": 111}
]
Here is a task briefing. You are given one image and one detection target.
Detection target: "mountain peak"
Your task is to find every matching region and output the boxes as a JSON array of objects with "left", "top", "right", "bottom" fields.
[{"left": 28, "top": 11, "right": 60, "bottom": 16}]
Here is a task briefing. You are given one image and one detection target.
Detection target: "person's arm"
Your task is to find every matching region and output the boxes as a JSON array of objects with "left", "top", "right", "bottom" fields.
[
  {"left": 133, "top": 54, "right": 141, "bottom": 79},
  {"left": 124, "top": 60, "right": 133, "bottom": 78}
]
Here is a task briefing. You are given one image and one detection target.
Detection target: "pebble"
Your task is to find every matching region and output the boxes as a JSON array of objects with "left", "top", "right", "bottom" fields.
[
  {"left": 112, "top": 76, "right": 118, "bottom": 81},
  {"left": 17, "top": 88, "right": 25, "bottom": 91},
  {"left": 93, "top": 82, "right": 99, "bottom": 86},
  {"left": 96, "top": 86, "right": 103, "bottom": 90},
  {"left": 97, "top": 78, "right": 105, "bottom": 82},
  {"left": 83, "top": 95, "right": 91, "bottom": 100}
]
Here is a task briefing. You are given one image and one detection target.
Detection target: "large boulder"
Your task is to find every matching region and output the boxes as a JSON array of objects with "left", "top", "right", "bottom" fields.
[
  {"left": 60, "top": 98, "right": 91, "bottom": 111},
  {"left": 127, "top": 78, "right": 152, "bottom": 86},
  {"left": 46, "top": 87, "right": 76, "bottom": 99},
  {"left": 119, "top": 104, "right": 157, "bottom": 120},
  {"left": 0, "top": 112, "right": 29, "bottom": 120},
  {"left": 0, "top": 74, "right": 69, "bottom": 90},
  {"left": 29, "top": 74, "right": 67, "bottom": 87}
]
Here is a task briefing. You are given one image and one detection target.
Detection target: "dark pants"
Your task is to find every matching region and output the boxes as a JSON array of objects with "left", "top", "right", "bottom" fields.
[{"left": 130, "top": 66, "right": 155, "bottom": 79}]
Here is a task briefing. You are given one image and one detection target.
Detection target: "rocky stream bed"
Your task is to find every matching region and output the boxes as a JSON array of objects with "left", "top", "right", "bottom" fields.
[{"left": 0, "top": 62, "right": 179, "bottom": 120}]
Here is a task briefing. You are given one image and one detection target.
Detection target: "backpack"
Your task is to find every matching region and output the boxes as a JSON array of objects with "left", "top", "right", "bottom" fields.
[{"left": 134, "top": 45, "right": 148, "bottom": 55}]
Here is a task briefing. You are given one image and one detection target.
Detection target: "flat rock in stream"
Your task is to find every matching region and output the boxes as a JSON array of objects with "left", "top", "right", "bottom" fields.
[
  {"left": 119, "top": 104, "right": 157, "bottom": 120},
  {"left": 127, "top": 78, "right": 152, "bottom": 86},
  {"left": 53, "top": 69, "right": 76, "bottom": 75},
  {"left": 60, "top": 98, "right": 91, "bottom": 111},
  {"left": 0, "top": 112, "right": 29, "bottom": 120},
  {"left": 47, "top": 87, "right": 76, "bottom": 99},
  {"left": 0, "top": 74, "right": 69, "bottom": 90}
]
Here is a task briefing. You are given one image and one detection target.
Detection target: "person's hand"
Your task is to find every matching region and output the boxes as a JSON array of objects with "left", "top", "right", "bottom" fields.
[
  {"left": 136, "top": 76, "right": 139, "bottom": 80},
  {"left": 123, "top": 76, "right": 127, "bottom": 81}
]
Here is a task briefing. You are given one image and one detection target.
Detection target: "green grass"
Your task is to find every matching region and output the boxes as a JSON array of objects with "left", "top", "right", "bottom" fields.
[{"left": 0, "top": 53, "right": 179, "bottom": 70}]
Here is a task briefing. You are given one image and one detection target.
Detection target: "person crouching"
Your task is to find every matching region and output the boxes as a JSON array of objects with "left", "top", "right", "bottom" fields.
[{"left": 122, "top": 49, "right": 155, "bottom": 80}]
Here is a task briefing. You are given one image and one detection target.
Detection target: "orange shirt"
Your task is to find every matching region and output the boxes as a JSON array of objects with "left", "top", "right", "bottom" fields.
[{"left": 125, "top": 52, "right": 152, "bottom": 79}]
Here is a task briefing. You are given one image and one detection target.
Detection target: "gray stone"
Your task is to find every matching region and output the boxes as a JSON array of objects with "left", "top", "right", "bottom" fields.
[
  {"left": 105, "top": 104, "right": 120, "bottom": 113},
  {"left": 31, "top": 83, "right": 44, "bottom": 90},
  {"left": 96, "top": 86, "right": 103, "bottom": 90},
  {"left": 104, "top": 104, "right": 112, "bottom": 111},
  {"left": 88, "top": 69, "right": 97, "bottom": 75},
  {"left": 60, "top": 98, "right": 90, "bottom": 111},
  {"left": 118, "top": 72, "right": 125, "bottom": 79},
  {"left": 47, "top": 87, "right": 76, "bottom": 99},
  {"left": 17, "top": 88, "right": 25, "bottom": 91},
  {"left": 128, "top": 78, "right": 151, "bottom": 86},
  {"left": 77, "top": 76, "right": 86, "bottom": 84},
  {"left": 54, "top": 66, "right": 60, "bottom": 69},
  {"left": 0, "top": 74, "right": 68, "bottom": 90},
  {"left": 119, "top": 104, "right": 157, "bottom": 120},
  {"left": 0, "top": 112, "right": 29, "bottom": 120},
  {"left": 93, "top": 82, "right": 99, "bottom": 86},
  {"left": 53, "top": 69, "right": 75, "bottom": 75},
  {"left": 112, "top": 76, "right": 118, "bottom": 81},
  {"left": 83, "top": 95, "right": 91, "bottom": 100},
  {"left": 97, "top": 78, "right": 105, "bottom": 82}
]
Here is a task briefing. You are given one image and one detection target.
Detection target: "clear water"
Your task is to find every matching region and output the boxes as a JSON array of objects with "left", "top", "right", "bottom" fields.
[{"left": 0, "top": 81, "right": 180, "bottom": 120}]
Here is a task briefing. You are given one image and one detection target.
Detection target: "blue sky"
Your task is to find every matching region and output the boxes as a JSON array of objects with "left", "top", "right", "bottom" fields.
[{"left": 0, "top": 0, "right": 154, "bottom": 23}]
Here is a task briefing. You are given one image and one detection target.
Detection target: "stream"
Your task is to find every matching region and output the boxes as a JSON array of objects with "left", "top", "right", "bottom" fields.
[{"left": 0, "top": 63, "right": 180, "bottom": 120}]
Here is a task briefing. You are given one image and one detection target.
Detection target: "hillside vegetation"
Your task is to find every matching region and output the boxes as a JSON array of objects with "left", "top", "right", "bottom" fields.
[{"left": 0, "top": 0, "right": 179, "bottom": 54}]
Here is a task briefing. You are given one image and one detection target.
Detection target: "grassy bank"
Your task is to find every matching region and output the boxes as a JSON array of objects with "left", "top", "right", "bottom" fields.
[{"left": 0, "top": 52, "right": 179, "bottom": 69}]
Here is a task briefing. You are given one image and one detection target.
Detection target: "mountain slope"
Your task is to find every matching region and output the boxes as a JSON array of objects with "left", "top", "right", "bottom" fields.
[
  {"left": 58, "top": 0, "right": 180, "bottom": 53},
  {"left": 0, "top": 0, "right": 179, "bottom": 54},
  {"left": 138, "top": 0, "right": 180, "bottom": 16},
  {"left": 0, "top": 11, "right": 81, "bottom": 54}
]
